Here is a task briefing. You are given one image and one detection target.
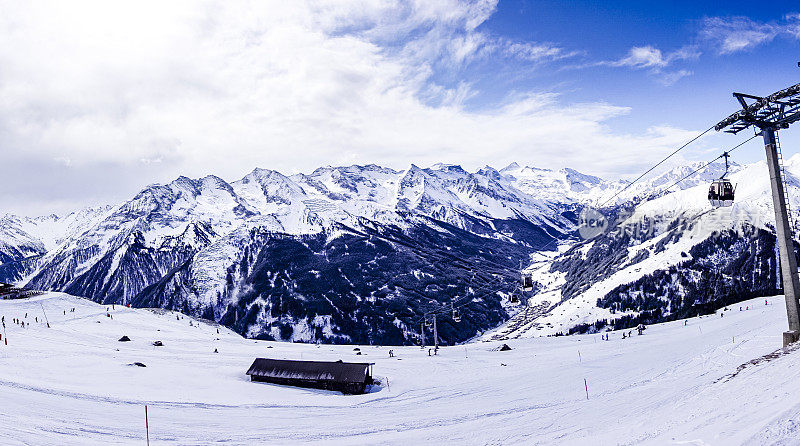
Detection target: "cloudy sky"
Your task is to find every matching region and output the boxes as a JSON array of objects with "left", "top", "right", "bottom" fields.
[{"left": 2, "top": 0, "right": 800, "bottom": 215}]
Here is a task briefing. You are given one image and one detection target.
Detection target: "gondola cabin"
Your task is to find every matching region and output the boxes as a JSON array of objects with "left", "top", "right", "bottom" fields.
[
  {"left": 708, "top": 179, "right": 734, "bottom": 207},
  {"left": 521, "top": 274, "right": 534, "bottom": 291},
  {"left": 452, "top": 306, "right": 461, "bottom": 322}
]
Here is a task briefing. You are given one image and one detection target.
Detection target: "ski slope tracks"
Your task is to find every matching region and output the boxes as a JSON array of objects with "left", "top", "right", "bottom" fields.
[{"left": 0, "top": 292, "right": 798, "bottom": 445}]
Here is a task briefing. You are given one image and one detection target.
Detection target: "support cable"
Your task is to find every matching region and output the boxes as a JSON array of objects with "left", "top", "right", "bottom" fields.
[
  {"left": 596, "top": 125, "right": 716, "bottom": 208},
  {"left": 659, "top": 134, "right": 757, "bottom": 193},
  {"left": 394, "top": 127, "right": 755, "bottom": 325},
  {"left": 528, "top": 133, "right": 761, "bottom": 315}
]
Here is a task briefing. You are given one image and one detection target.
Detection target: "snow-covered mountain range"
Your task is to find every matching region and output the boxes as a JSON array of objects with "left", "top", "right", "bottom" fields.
[
  {"left": 1, "top": 163, "right": 624, "bottom": 344},
  {"left": 1, "top": 157, "right": 791, "bottom": 344}
]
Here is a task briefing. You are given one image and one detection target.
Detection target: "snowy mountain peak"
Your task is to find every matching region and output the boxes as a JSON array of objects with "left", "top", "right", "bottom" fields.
[
  {"left": 430, "top": 163, "right": 467, "bottom": 174},
  {"left": 241, "top": 168, "right": 290, "bottom": 184},
  {"left": 476, "top": 165, "right": 503, "bottom": 181}
]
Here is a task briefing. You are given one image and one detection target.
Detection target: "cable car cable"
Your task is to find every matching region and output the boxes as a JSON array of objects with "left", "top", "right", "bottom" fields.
[
  {"left": 660, "top": 134, "right": 757, "bottom": 193},
  {"left": 596, "top": 124, "right": 716, "bottom": 209},
  {"left": 531, "top": 129, "right": 754, "bottom": 255},
  {"left": 530, "top": 132, "right": 762, "bottom": 310},
  {"left": 424, "top": 129, "right": 757, "bottom": 325}
]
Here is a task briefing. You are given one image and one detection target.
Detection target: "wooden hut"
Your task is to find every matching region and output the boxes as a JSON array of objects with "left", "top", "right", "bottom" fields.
[
  {"left": 0, "top": 285, "right": 43, "bottom": 300},
  {"left": 246, "top": 358, "right": 374, "bottom": 394}
]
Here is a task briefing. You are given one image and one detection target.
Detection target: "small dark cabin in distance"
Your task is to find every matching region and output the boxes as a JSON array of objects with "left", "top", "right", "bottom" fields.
[
  {"left": 246, "top": 358, "right": 374, "bottom": 394},
  {"left": 0, "top": 284, "right": 43, "bottom": 300}
]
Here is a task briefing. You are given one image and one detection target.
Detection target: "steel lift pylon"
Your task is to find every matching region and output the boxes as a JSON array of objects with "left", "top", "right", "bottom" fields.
[{"left": 715, "top": 81, "right": 800, "bottom": 346}]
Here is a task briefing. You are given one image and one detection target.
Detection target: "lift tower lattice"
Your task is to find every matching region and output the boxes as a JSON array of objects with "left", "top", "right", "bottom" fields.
[{"left": 715, "top": 81, "right": 800, "bottom": 346}]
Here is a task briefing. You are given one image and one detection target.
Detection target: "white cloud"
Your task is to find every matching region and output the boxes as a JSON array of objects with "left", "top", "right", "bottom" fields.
[
  {"left": 786, "top": 13, "right": 800, "bottom": 39},
  {"left": 0, "top": 0, "right": 700, "bottom": 214},
  {"left": 594, "top": 45, "right": 699, "bottom": 85},
  {"left": 609, "top": 45, "right": 700, "bottom": 69},
  {"left": 657, "top": 69, "right": 693, "bottom": 87},
  {"left": 700, "top": 14, "right": 800, "bottom": 54},
  {"left": 614, "top": 46, "right": 671, "bottom": 69},
  {"left": 503, "top": 41, "right": 580, "bottom": 63}
]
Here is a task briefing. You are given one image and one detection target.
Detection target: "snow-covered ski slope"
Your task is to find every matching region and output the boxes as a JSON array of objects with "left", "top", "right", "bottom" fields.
[{"left": 1, "top": 293, "right": 799, "bottom": 445}]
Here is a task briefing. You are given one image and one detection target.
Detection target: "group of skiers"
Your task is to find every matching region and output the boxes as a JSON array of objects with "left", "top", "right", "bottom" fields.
[
  {"left": 599, "top": 324, "right": 646, "bottom": 340},
  {"left": 4, "top": 314, "right": 30, "bottom": 328},
  {"left": 596, "top": 300, "right": 774, "bottom": 342},
  {"left": 1, "top": 306, "right": 79, "bottom": 337},
  {"left": 0, "top": 306, "right": 104, "bottom": 345}
]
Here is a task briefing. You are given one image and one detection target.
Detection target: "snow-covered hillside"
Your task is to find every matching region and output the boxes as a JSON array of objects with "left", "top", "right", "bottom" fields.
[
  {"left": 492, "top": 155, "right": 800, "bottom": 340},
  {"left": 0, "top": 207, "right": 114, "bottom": 282},
  {"left": 0, "top": 292, "right": 798, "bottom": 444}
]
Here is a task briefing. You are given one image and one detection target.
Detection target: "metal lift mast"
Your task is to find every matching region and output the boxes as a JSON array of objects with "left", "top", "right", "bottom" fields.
[{"left": 715, "top": 81, "right": 800, "bottom": 346}]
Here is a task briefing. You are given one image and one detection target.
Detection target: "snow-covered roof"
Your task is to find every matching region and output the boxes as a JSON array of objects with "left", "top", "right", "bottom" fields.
[{"left": 246, "top": 358, "right": 371, "bottom": 384}]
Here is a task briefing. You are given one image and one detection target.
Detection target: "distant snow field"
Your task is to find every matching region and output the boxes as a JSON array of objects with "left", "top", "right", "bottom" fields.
[{"left": 1, "top": 292, "right": 799, "bottom": 445}]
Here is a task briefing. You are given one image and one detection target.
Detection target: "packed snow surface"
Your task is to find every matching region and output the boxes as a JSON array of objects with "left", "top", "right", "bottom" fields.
[{"left": 1, "top": 293, "right": 799, "bottom": 445}]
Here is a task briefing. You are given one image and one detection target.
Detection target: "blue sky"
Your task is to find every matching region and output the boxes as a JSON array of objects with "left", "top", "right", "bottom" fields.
[
  {"left": 454, "top": 1, "right": 800, "bottom": 162},
  {"left": 1, "top": 1, "right": 799, "bottom": 214}
]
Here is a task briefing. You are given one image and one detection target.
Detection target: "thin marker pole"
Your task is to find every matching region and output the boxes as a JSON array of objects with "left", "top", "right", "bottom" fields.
[
  {"left": 145, "top": 405, "right": 150, "bottom": 446},
  {"left": 433, "top": 315, "right": 438, "bottom": 351},
  {"left": 40, "top": 303, "right": 50, "bottom": 328},
  {"left": 584, "top": 378, "right": 589, "bottom": 400}
]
